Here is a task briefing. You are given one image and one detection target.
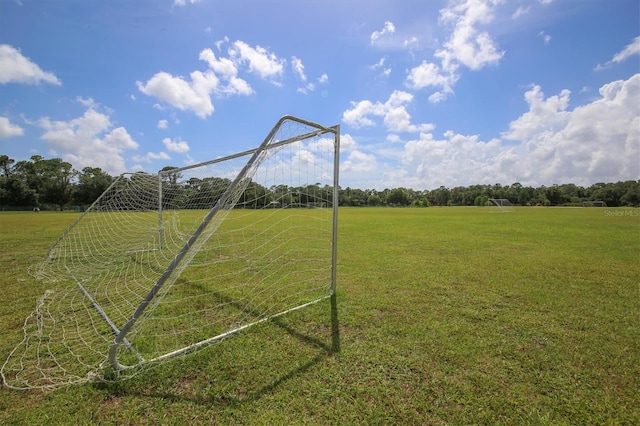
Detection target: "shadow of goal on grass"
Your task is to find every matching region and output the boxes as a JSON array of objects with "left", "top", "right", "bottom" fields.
[{"left": 96, "top": 293, "right": 340, "bottom": 405}]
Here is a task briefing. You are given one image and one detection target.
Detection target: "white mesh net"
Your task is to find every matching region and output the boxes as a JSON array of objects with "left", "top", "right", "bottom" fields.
[
  {"left": 2, "top": 116, "right": 339, "bottom": 390},
  {"left": 487, "top": 198, "right": 515, "bottom": 212}
]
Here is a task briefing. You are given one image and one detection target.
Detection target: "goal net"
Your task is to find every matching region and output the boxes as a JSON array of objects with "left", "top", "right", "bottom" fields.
[
  {"left": 583, "top": 200, "right": 607, "bottom": 207},
  {"left": 487, "top": 198, "right": 515, "bottom": 213},
  {"left": 2, "top": 116, "right": 340, "bottom": 390}
]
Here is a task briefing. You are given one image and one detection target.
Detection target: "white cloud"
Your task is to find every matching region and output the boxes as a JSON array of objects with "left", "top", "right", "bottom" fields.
[
  {"left": 339, "top": 133, "right": 356, "bottom": 152},
  {"left": 198, "top": 48, "right": 253, "bottom": 96},
  {"left": 162, "top": 137, "right": 190, "bottom": 153},
  {"left": 539, "top": 31, "right": 551, "bottom": 44},
  {"left": 138, "top": 45, "right": 259, "bottom": 118},
  {"left": 342, "top": 90, "right": 434, "bottom": 133},
  {"left": 403, "top": 37, "right": 418, "bottom": 48},
  {"left": 391, "top": 131, "right": 507, "bottom": 189},
  {"left": 318, "top": 73, "right": 329, "bottom": 84},
  {"left": 291, "top": 56, "right": 316, "bottom": 94},
  {"left": 0, "top": 44, "right": 61, "bottom": 86},
  {"left": 342, "top": 100, "right": 380, "bottom": 128},
  {"left": 229, "top": 40, "right": 285, "bottom": 81},
  {"left": 137, "top": 71, "right": 218, "bottom": 118},
  {"left": 428, "top": 92, "right": 448, "bottom": 104},
  {"left": 342, "top": 74, "right": 640, "bottom": 190},
  {"left": 132, "top": 151, "right": 171, "bottom": 164},
  {"left": 511, "top": 74, "right": 640, "bottom": 184},
  {"left": 370, "top": 57, "right": 392, "bottom": 77},
  {"left": 343, "top": 149, "right": 378, "bottom": 173},
  {"left": 291, "top": 56, "right": 306, "bottom": 81},
  {"left": 405, "top": 0, "right": 503, "bottom": 102},
  {"left": 596, "top": 36, "right": 640, "bottom": 70},
  {"left": 503, "top": 84, "right": 570, "bottom": 141},
  {"left": 37, "top": 104, "right": 138, "bottom": 175},
  {"left": 406, "top": 60, "right": 457, "bottom": 95},
  {"left": 437, "top": 0, "right": 504, "bottom": 71},
  {"left": 338, "top": 133, "right": 376, "bottom": 174},
  {"left": 512, "top": 6, "right": 530, "bottom": 19},
  {"left": 173, "top": 0, "right": 201, "bottom": 6},
  {"left": 0, "top": 116, "right": 24, "bottom": 138},
  {"left": 158, "top": 120, "right": 168, "bottom": 129},
  {"left": 371, "top": 21, "right": 396, "bottom": 45}
]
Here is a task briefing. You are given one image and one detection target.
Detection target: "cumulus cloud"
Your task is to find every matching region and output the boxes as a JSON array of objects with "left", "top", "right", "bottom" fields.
[
  {"left": 198, "top": 48, "right": 253, "bottom": 96},
  {"left": 138, "top": 41, "right": 292, "bottom": 116},
  {"left": 0, "top": 116, "right": 24, "bottom": 138},
  {"left": 437, "top": 0, "right": 503, "bottom": 71},
  {"left": 132, "top": 151, "right": 171, "bottom": 164},
  {"left": 596, "top": 36, "right": 640, "bottom": 70},
  {"left": 371, "top": 21, "right": 396, "bottom": 45},
  {"left": 158, "top": 119, "right": 168, "bottom": 129},
  {"left": 503, "top": 85, "right": 570, "bottom": 141},
  {"left": 37, "top": 103, "right": 138, "bottom": 175},
  {"left": 504, "top": 74, "right": 639, "bottom": 184},
  {"left": 405, "top": 0, "right": 503, "bottom": 102},
  {"left": 343, "top": 90, "right": 434, "bottom": 133},
  {"left": 391, "top": 131, "right": 506, "bottom": 189},
  {"left": 0, "top": 44, "right": 61, "bottom": 86},
  {"left": 343, "top": 149, "right": 378, "bottom": 173},
  {"left": 162, "top": 137, "right": 190, "bottom": 153},
  {"left": 228, "top": 40, "right": 285, "bottom": 81},
  {"left": 137, "top": 71, "right": 218, "bottom": 118},
  {"left": 405, "top": 60, "right": 457, "bottom": 99},
  {"left": 361, "top": 74, "right": 640, "bottom": 190}
]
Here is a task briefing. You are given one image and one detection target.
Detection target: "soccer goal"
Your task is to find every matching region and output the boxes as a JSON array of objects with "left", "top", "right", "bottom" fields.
[
  {"left": 583, "top": 200, "right": 607, "bottom": 207},
  {"left": 2, "top": 116, "right": 340, "bottom": 390},
  {"left": 487, "top": 198, "right": 515, "bottom": 213}
]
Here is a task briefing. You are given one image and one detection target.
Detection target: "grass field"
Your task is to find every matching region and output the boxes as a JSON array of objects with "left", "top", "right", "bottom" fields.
[{"left": 1, "top": 207, "right": 638, "bottom": 425}]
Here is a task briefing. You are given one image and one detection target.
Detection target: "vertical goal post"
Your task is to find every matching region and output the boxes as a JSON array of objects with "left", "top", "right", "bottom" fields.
[{"left": 2, "top": 115, "right": 340, "bottom": 390}]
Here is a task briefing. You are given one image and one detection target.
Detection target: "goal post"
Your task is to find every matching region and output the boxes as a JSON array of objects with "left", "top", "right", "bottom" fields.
[
  {"left": 2, "top": 115, "right": 340, "bottom": 390},
  {"left": 487, "top": 198, "right": 515, "bottom": 213}
]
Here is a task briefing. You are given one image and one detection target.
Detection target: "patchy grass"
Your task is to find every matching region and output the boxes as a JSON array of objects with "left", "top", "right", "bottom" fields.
[{"left": 1, "top": 207, "right": 638, "bottom": 424}]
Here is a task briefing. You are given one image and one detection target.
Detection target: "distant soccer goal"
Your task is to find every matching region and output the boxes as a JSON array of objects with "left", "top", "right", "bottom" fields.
[
  {"left": 583, "top": 200, "right": 607, "bottom": 207},
  {"left": 487, "top": 198, "right": 515, "bottom": 213},
  {"left": 2, "top": 116, "right": 340, "bottom": 390}
]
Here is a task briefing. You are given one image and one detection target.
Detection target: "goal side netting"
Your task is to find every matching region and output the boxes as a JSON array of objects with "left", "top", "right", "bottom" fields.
[
  {"left": 2, "top": 116, "right": 340, "bottom": 390},
  {"left": 487, "top": 198, "right": 515, "bottom": 213}
]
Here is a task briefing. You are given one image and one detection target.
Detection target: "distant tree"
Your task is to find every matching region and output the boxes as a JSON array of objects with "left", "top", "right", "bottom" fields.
[
  {"left": 367, "top": 193, "right": 383, "bottom": 206},
  {"left": 74, "top": 167, "right": 114, "bottom": 205},
  {"left": 12, "top": 156, "right": 76, "bottom": 209},
  {"left": 429, "top": 186, "right": 450, "bottom": 206},
  {"left": 40, "top": 158, "right": 77, "bottom": 210},
  {"left": 474, "top": 195, "right": 489, "bottom": 207},
  {"left": 0, "top": 174, "right": 36, "bottom": 207},
  {"left": 620, "top": 181, "right": 640, "bottom": 206},
  {"left": 387, "top": 187, "right": 411, "bottom": 206},
  {"left": 0, "top": 154, "right": 15, "bottom": 179}
]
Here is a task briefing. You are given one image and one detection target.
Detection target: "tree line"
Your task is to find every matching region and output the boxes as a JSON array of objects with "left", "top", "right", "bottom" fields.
[{"left": 1, "top": 154, "right": 639, "bottom": 211}]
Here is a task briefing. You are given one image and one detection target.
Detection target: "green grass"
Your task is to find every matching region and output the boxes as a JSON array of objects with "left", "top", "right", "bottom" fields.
[{"left": 1, "top": 207, "right": 638, "bottom": 424}]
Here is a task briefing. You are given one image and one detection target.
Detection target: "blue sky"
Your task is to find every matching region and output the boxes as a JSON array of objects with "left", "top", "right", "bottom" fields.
[{"left": 1, "top": 0, "right": 638, "bottom": 190}]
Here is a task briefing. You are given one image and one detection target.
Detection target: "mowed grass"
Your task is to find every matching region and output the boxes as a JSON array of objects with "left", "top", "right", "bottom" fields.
[{"left": 1, "top": 207, "right": 638, "bottom": 425}]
